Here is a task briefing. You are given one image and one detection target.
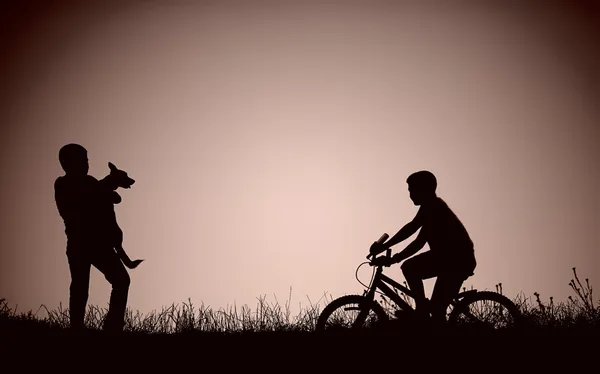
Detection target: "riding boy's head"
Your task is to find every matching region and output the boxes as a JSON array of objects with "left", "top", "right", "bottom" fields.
[
  {"left": 406, "top": 170, "right": 437, "bottom": 206},
  {"left": 59, "top": 143, "right": 89, "bottom": 176}
]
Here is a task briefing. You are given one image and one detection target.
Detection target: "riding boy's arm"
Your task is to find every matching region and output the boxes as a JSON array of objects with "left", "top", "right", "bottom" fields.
[
  {"left": 391, "top": 227, "right": 427, "bottom": 264},
  {"left": 384, "top": 207, "right": 426, "bottom": 248}
]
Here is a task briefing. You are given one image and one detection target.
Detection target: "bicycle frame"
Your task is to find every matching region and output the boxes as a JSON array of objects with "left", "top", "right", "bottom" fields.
[
  {"left": 363, "top": 249, "right": 477, "bottom": 316},
  {"left": 363, "top": 260, "right": 416, "bottom": 313}
]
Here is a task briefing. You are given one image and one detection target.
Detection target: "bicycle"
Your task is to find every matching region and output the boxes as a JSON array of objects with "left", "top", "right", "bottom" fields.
[{"left": 315, "top": 233, "right": 522, "bottom": 332}]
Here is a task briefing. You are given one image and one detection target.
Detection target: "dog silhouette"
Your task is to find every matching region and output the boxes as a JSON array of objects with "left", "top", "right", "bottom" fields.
[{"left": 97, "top": 162, "right": 143, "bottom": 269}]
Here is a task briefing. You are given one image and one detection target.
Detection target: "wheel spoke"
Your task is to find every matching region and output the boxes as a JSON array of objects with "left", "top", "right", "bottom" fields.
[
  {"left": 316, "top": 295, "right": 388, "bottom": 332},
  {"left": 460, "top": 309, "right": 481, "bottom": 324},
  {"left": 450, "top": 292, "right": 520, "bottom": 330}
]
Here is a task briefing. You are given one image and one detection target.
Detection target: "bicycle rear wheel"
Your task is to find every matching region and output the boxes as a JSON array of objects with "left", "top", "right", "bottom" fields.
[
  {"left": 315, "top": 295, "right": 389, "bottom": 332},
  {"left": 447, "top": 291, "right": 522, "bottom": 330}
]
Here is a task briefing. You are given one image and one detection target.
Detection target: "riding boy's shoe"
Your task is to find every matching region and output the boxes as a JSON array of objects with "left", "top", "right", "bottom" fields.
[
  {"left": 429, "top": 313, "right": 447, "bottom": 326},
  {"left": 414, "top": 299, "right": 431, "bottom": 320},
  {"left": 394, "top": 309, "right": 410, "bottom": 319}
]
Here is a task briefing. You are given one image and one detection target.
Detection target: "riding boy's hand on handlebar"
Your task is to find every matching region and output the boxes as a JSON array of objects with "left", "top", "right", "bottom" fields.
[
  {"left": 370, "top": 255, "right": 394, "bottom": 267},
  {"left": 369, "top": 241, "right": 387, "bottom": 256},
  {"left": 370, "top": 252, "right": 406, "bottom": 267}
]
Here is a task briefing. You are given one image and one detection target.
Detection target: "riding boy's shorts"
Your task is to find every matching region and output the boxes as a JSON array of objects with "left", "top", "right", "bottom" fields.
[{"left": 402, "top": 249, "right": 476, "bottom": 281}]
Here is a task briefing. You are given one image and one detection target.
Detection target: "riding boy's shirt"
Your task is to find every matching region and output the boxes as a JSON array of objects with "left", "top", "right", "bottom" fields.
[{"left": 416, "top": 197, "right": 475, "bottom": 261}]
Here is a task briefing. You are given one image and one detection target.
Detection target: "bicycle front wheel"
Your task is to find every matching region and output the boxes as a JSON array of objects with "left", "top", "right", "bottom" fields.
[
  {"left": 315, "top": 295, "right": 389, "bottom": 332},
  {"left": 448, "top": 291, "right": 522, "bottom": 330}
]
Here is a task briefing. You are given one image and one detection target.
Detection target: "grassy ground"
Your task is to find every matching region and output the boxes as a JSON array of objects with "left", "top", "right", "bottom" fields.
[{"left": 1, "top": 268, "right": 598, "bottom": 370}]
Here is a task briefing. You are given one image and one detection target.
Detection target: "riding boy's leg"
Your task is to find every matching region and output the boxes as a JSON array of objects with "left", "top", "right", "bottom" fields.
[
  {"left": 430, "top": 253, "right": 476, "bottom": 323},
  {"left": 401, "top": 251, "right": 439, "bottom": 317},
  {"left": 429, "top": 274, "right": 466, "bottom": 324},
  {"left": 91, "top": 249, "right": 130, "bottom": 332},
  {"left": 66, "top": 250, "right": 92, "bottom": 331}
]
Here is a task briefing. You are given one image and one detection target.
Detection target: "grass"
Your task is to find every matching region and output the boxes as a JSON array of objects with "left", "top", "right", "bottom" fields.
[
  {"left": 512, "top": 268, "right": 600, "bottom": 332},
  {"left": 0, "top": 269, "right": 597, "bottom": 373},
  {"left": 1, "top": 267, "right": 598, "bottom": 371},
  {"left": 1, "top": 289, "right": 324, "bottom": 335},
  {"left": 2, "top": 268, "right": 598, "bottom": 335}
]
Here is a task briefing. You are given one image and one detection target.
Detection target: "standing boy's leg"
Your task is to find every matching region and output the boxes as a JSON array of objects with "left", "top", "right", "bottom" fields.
[
  {"left": 66, "top": 250, "right": 91, "bottom": 331},
  {"left": 92, "top": 248, "right": 131, "bottom": 332}
]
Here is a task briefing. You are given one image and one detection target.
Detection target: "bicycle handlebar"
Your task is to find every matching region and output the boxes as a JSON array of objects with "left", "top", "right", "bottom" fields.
[
  {"left": 376, "top": 233, "right": 389, "bottom": 244},
  {"left": 366, "top": 233, "right": 390, "bottom": 261}
]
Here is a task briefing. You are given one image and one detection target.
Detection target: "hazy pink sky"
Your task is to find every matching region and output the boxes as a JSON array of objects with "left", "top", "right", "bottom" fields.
[{"left": 1, "top": 0, "right": 598, "bottom": 317}]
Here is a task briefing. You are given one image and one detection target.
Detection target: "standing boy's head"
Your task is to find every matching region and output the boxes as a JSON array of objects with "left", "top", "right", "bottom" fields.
[
  {"left": 406, "top": 170, "right": 437, "bottom": 206},
  {"left": 59, "top": 143, "right": 89, "bottom": 175}
]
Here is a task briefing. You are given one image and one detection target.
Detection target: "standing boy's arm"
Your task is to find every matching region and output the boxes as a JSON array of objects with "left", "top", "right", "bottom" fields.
[
  {"left": 54, "top": 178, "right": 69, "bottom": 218},
  {"left": 54, "top": 178, "right": 81, "bottom": 225}
]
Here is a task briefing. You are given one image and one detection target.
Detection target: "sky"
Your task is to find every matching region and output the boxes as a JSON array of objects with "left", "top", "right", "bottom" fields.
[{"left": 0, "top": 0, "right": 598, "bottom": 318}]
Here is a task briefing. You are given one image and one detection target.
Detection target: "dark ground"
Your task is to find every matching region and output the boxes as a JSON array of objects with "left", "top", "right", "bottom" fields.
[{"left": 1, "top": 317, "right": 597, "bottom": 372}]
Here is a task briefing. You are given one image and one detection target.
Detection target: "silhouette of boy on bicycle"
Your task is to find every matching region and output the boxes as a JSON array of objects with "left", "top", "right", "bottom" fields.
[{"left": 369, "top": 170, "right": 476, "bottom": 324}]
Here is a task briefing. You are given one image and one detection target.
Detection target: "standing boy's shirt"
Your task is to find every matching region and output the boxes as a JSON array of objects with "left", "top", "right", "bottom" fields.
[
  {"left": 416, "top": 197, "right": 474, "bottom": 259},
  {"left": 54, "top": 174, "right": 111, "bottom": 251}
]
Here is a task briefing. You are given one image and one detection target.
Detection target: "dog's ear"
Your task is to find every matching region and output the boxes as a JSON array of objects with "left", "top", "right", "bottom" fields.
[{"left": 108, "top": 162, "right": 117, "bottom": 171}]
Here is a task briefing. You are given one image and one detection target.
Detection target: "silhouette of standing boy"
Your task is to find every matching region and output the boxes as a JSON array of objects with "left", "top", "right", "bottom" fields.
[
  {"left": 370, "top": 170, "right": 476, "bottom": 324},
  {"left": 54, "top": 143, "right": 132, "bottom": 332}
]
